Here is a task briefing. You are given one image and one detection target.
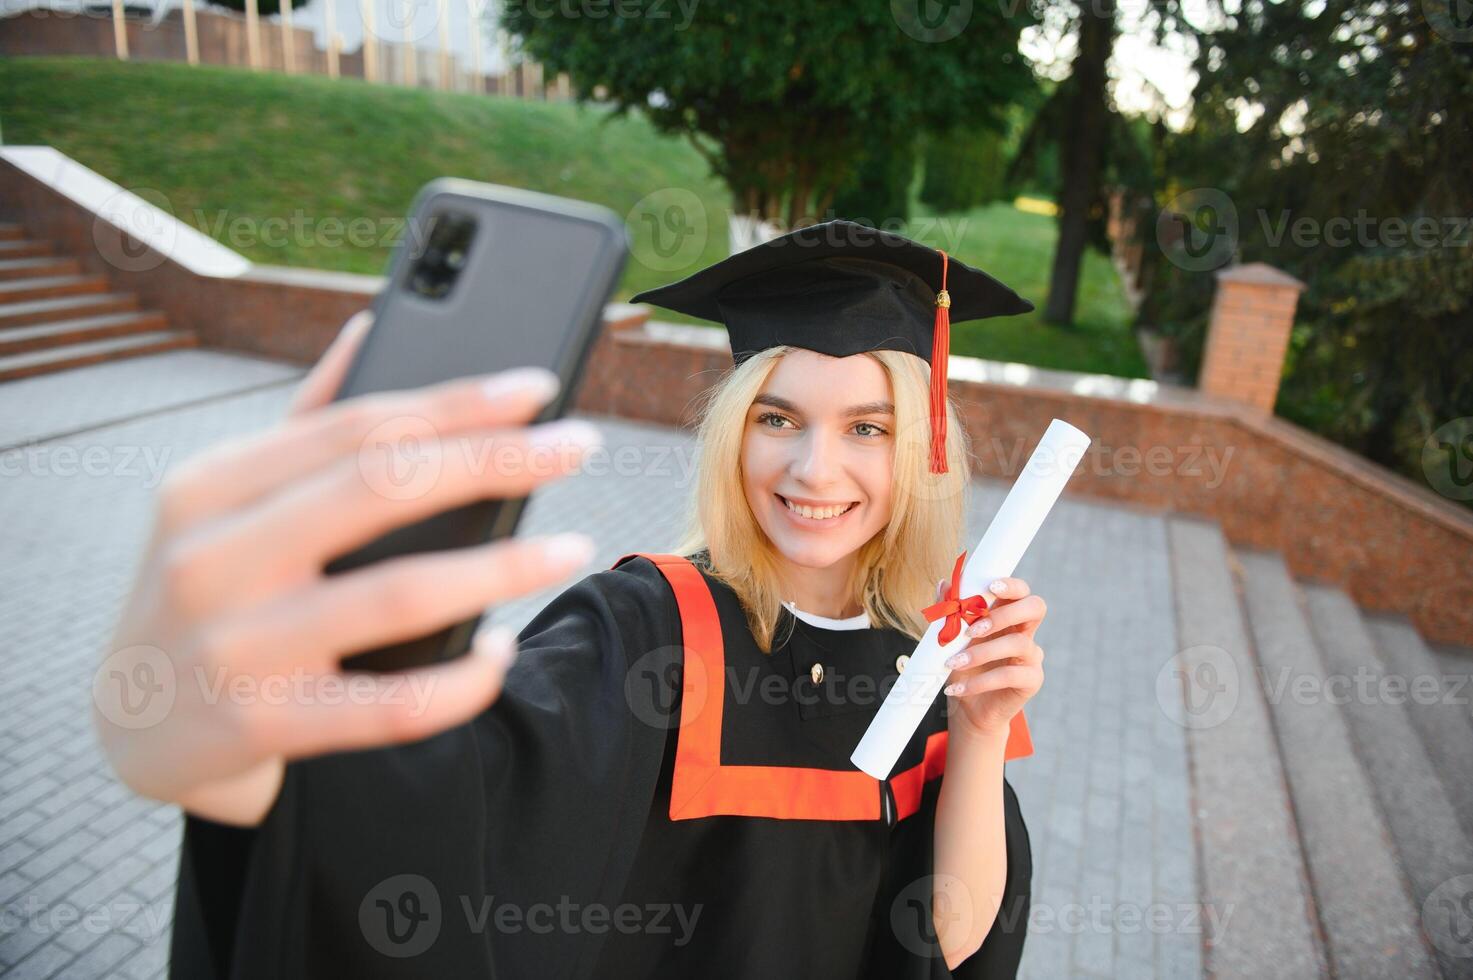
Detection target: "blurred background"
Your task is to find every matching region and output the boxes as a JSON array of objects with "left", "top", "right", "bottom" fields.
[{"left": 0, "top": 1, "right": 1470, "bottom": 977}]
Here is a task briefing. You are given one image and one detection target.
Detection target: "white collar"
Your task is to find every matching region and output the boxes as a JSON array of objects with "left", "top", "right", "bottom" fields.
[{"left": 782, "top": 600, "right": 872, "bottom": 631}]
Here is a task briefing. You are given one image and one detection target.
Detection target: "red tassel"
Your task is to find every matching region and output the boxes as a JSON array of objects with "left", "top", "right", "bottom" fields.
[{"left": 929, "top": 251, "right": 951, "bottom": 474}]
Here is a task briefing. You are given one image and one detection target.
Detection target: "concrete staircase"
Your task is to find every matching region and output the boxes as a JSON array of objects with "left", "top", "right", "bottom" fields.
[
  {"left": 0, "top": 221, "right": 195, "bottom": 381},
  {"left": 1169, "top": 516, "right": 1473, "bottom": 979}
]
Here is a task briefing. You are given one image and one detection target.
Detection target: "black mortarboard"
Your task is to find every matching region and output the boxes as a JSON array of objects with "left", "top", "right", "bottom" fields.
[{"left": 629, "top": 219, "right": 1034, "bottom": 474}]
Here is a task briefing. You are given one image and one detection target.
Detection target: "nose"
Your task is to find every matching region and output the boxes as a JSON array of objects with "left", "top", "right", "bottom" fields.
[{"left": 789, "top": 426, "right": 844, "bottom": 487}]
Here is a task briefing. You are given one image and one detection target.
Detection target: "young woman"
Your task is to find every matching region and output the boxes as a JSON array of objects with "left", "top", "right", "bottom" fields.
[{"left": 96, "top": 220, "right": 1047, "bottom": 979}]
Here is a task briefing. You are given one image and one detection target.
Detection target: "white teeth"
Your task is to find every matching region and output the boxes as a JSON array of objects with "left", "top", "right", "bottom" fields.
[{"left": 781, "top": 496, "right": 855, "bottom": 520}]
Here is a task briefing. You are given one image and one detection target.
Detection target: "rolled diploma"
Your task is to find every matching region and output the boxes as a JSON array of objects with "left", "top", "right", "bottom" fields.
[{"left": 850, "top": 418, "right": 1092, "bottom": 779}]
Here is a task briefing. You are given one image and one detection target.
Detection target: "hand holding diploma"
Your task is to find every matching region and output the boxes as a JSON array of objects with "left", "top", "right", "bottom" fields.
[{"left": 851, "top": 418, "right": 1092, "bottom": 778}]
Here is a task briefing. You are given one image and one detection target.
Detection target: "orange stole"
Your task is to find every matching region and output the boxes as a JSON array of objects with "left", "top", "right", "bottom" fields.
[{"left": 618, "top": 553, "right": 1033, "bottom": 822}]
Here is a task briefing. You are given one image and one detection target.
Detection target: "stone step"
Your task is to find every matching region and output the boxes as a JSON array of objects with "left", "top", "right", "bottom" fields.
[
  {"left": 0, "top": 311, "right": 171, "bottom": 356},
  {"left": 1235, "top": 552, "right": 1438, "bottom": 978},
  {"left": 0, "top": 256, "right": 81, "bottom": 281},
  {"left": 1165, "top": 518, "right": 1327, "bottom": 978},
  {"left": 1365, "top": 615, "right": 1473, "bottom": 843},
  {"left": 0, "top": 239, "right": 56, "bottom": 259},
  {"left": 0, "top": 293, "right": 140, "bottom": 329},
  {"left": 0, "top": 330, "right": 197, "bottom": 382},
  {"left": 1303, "top": 584, "right": 1473, "bottom": 979},
  {"left": 0, "top": 274, "right": 110, "bottom": 304}
]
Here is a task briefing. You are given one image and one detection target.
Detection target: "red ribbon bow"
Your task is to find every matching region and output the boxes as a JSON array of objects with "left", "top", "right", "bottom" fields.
[{"left": 921, "top": 550, "right": 990, "bottom": 645}]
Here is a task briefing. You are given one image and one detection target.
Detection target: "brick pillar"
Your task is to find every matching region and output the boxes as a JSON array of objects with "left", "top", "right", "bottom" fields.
[{"left": 1199, "top": 262, "right": 1306, "bottom": 413}]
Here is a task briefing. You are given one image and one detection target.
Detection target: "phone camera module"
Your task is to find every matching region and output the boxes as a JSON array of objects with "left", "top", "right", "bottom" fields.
[{"left": 407, "top": 209, "right": 477, "bottom": 302}]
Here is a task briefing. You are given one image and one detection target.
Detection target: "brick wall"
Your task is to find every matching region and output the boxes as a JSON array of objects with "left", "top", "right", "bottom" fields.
[{"left": 4, "top": 153, "right": 1471, "bottom": 645}]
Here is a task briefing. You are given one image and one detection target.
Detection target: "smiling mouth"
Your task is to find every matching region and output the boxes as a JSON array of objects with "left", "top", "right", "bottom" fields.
[{"left": 776, "top": 494, "right": 859, "bottom": 521}]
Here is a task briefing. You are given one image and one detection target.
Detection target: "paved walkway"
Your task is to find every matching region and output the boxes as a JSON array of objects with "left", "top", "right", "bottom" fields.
[{"left": 0, "top": 350, "right": 1199, "bottom": 979}]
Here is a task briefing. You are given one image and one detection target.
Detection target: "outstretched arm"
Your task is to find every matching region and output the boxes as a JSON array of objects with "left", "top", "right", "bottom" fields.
[{"left": 932, "top": 576, "right": 1046, "bottom": 969}]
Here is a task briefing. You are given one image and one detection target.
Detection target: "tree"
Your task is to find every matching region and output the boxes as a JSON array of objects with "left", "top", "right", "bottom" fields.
[
  {"left": 1040, "top": 0, "right": 1116, "bottom": 325},
  {"left": 498, "top": 1, "right": 1036, "bottom": 236},
  {"left": 1149, "top": 0, "right": 1473, "bottom": 495}
]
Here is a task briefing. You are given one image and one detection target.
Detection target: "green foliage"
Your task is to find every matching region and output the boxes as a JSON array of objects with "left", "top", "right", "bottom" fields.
[
  {"left": 830, "top": 136, "right": 918, "bottom": 228},
  {"left": 919, "top": 125, "right": 1009, "bottom": 215},
  {"left": 1149, "top": 0, "right": 1473, "bottom": 495},
  {"left": 498, "top": 1, "right": 1037, "bottom": 229}
]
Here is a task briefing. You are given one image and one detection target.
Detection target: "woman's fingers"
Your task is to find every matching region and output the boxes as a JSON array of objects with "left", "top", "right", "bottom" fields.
[
  {"left": 943, "top": 658, "right": 1044, "bottom": 699},
  {"left": 961, "top": 595, "right": 1046, "bottom": 644},
  {"left": 159, "top": 366, "right": 562, "bottom": 538},
  {"left": 942, "top": 630, "right": 1038, "bottom": 671},
  {"left": 242, "top": 532, "right": 595, "bottom": 669},
  {"left": 987, "top": 577, "right": 1031, "bottom": 602},
  {"left": 253, "top": 626, "right": 522, "bottom": 758},
  {"left": 287, "top": 310, "right": 375, "bottom": 418},
  {"left": 173, "top": 417, "right": 601, "bottom": 612}
]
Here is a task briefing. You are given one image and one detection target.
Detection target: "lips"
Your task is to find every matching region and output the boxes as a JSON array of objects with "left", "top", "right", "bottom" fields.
[{"left": 776, "top": 493, "right": 859, "bottom": 523}]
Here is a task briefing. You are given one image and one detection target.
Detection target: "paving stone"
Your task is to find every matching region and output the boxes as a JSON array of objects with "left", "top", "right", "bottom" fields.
[{"left": 1238, "top": 552, "right": 1437, "bottom": 979}]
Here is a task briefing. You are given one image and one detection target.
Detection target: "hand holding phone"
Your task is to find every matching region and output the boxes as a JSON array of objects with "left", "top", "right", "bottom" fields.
[{"left": 93, "top": 180, "right": 628, "bottom": 825}]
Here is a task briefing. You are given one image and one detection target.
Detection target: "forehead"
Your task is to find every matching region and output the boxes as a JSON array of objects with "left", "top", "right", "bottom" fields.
[{"left": 757, "top": 348, "right": 892, "bottom": 409}]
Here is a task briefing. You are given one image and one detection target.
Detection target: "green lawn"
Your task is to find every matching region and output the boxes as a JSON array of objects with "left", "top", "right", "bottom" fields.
[{"left": 0, "top": 56, "right": 1144, "bottom": 378}]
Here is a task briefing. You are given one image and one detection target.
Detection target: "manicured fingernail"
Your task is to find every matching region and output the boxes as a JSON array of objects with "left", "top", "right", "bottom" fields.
[
  {"left": 529, "top": 418, "right": 602, "bottom": 452},
  {"left": 944, "top": 651, "right": 969, "bottom": 669},
  {"left": 944, "top": 683, "right": 963, "bottom": 697},
  {"left": 541, "top": 532, "right": 594, "bottom": 565},
  {"left": 482, "top": 367, "right": 560, "bottom": 403},
  {"left": 968, "top": 618, "right": 992, "bottom": 637},
  {"left": 990, "top": 580, "right": 1007, "bottom": 595},
  {"left": 474, "top": 626, "right": 519, "bottom": 668}
]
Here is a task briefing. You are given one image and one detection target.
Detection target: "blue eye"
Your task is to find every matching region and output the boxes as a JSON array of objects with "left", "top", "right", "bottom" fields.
[
  {"left": 854, "top": 422, "right": 889, "bottom": 438},
  {"left": 755, "top": 412, "right": 792, "bottom": 429}
]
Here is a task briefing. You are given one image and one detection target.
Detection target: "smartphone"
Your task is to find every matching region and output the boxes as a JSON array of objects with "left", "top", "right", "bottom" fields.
[{"left": 325, "top": 178, "right": 628, "bottom": 672}]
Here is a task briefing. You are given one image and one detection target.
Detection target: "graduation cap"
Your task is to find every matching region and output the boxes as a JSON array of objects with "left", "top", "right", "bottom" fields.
[{"left": 629, "top": 219, "right": 1034, "bottom": 475}]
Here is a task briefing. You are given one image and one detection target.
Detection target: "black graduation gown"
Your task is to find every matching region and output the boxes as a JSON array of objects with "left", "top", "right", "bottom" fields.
[{"left": 169, "top": 552, "right": 1033, "bottom": 979}]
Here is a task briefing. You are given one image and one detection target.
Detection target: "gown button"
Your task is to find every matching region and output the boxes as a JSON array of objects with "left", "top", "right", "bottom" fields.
[
  {"left": 895, "top": 654, "right": 910, "bottom": 674},
  {"left": 810, "top": 662, "right": 824, "bottom": 685}
]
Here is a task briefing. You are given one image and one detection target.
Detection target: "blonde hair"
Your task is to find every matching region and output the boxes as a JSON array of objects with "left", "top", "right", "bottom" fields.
[{"left": 672, "top": 345, "right": 972, "bottom": 653}]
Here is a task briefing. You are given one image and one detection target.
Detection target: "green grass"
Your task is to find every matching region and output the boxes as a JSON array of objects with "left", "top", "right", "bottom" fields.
[{"left": 0, "top": 56, "right": 1144, "bottom": 378}]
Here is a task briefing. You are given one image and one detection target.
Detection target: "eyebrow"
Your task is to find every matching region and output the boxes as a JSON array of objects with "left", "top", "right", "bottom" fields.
[{"left": 753, "top": 393, "right": 895, "bottom": 418}]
